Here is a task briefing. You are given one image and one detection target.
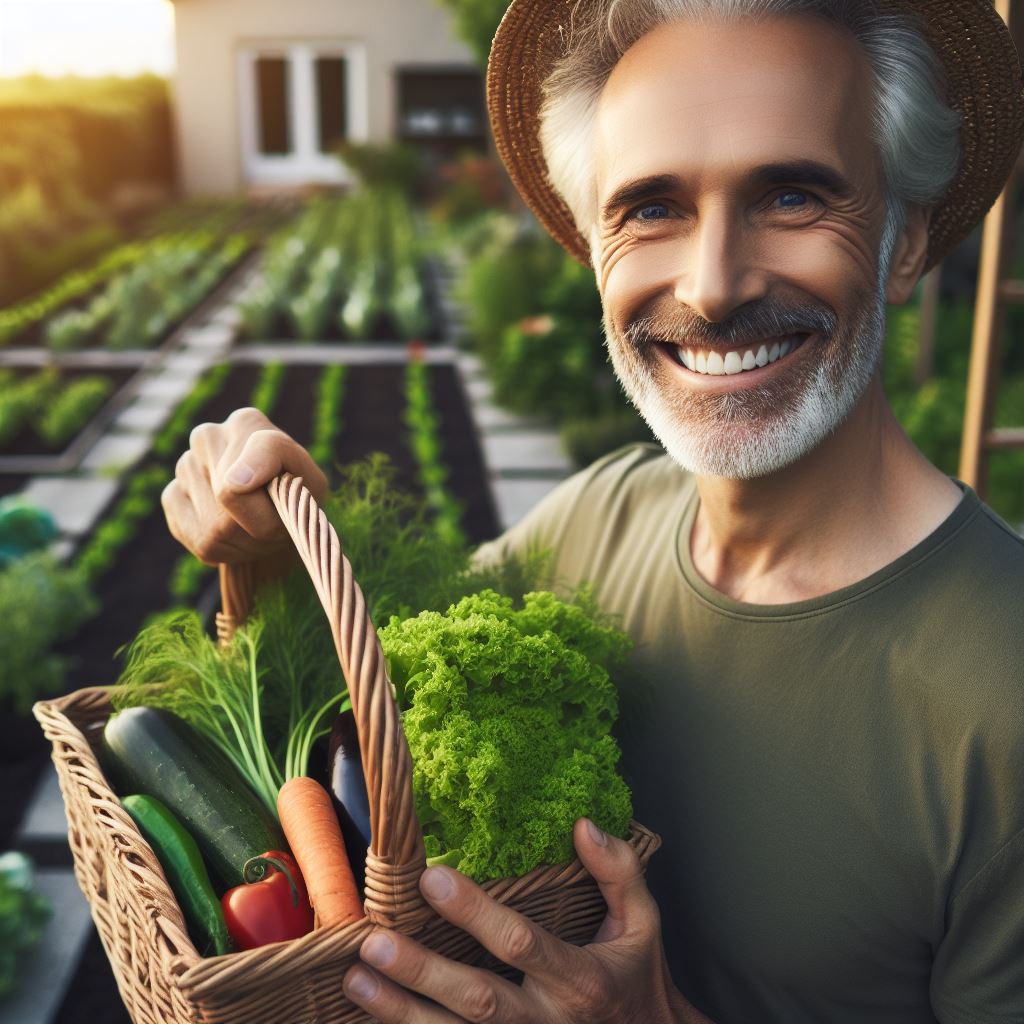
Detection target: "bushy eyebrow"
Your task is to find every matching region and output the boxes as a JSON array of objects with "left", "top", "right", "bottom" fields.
[{"left": 599, "top": 160, "right": 855, "bottom": 224}]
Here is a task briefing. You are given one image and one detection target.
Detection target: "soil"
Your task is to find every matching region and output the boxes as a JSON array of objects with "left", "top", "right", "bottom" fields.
[
  {"left": 0, "top": 474, "right": 28, "bottom": 499},
  {"left": 0, "top": 367, "right": 137, "bottom": 457}
]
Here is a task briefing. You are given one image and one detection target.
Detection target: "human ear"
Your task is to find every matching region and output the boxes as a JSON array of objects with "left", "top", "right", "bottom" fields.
[{"left": 884, "top": 203, "right": 932, "bottom": 305}]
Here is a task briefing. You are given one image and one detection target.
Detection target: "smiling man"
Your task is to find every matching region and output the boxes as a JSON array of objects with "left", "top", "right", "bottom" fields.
[{"left": 163, "top": 0, "right": 1024, "bottom": 1021}]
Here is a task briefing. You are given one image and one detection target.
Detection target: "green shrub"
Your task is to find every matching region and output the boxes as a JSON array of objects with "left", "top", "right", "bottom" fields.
[
  {"left": 561, "top": 409, "right": 654, "bottom": 469},
  {"left": 0, "top": 852, "right": 51, "bottom": 999},
  {"left": 0, "top": 555, "right": 96, "bottom": 711},
  {"left": 35, "top": 376, "right": 113, "bottom": 447}
]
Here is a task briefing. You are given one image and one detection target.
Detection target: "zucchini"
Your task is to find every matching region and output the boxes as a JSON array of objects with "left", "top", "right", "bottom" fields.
[
  {"left": 102, "top": 707, "right": 284, "bottom": 889},
  {"left": 122, "top": 794, "right": 233, "bottom": 956}
]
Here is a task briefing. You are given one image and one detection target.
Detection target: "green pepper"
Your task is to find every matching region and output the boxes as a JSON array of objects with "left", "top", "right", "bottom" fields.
[{"left": 122, "top": 794, "right": 233, "bottom": 957}]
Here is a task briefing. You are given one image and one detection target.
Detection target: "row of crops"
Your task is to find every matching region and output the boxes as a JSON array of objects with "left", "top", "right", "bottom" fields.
[{"left": 239, "top": 188, "right": 440, "bottom": 342}]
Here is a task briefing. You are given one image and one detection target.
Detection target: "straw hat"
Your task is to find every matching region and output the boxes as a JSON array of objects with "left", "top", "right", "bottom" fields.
[{"left": 486, "top": 0, "right": 1024, "bottom": 271}]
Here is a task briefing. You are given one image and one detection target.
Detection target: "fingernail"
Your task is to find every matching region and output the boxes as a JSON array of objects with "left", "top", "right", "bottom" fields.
[
  {"left": 421, "top": 867, "right": 455, "bottom": 903},
  {"left": 586, "top": 819, "right": 608, "bottom": 847},
  {"left": 226, "top": 461, "right": 255, "bottom": 487},
  {"left": 346, "top": 967, "right": 380, "bottom": 1001},
  {"left": 361, "top": 931, "right": 396, "bottom": 968}
]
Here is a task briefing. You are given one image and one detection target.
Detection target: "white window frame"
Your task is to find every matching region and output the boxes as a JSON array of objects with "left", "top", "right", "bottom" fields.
[{"left": 238, "top": 40, "right": 369, "bottom": 187}]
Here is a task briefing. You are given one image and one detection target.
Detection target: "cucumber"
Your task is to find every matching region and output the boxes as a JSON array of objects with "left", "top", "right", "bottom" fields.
[
  {"left": 122, "top": 794, "right": 233, "bottom": 956},
  {"left": 102, "top": 707, "right": 284, "bottom": 890}
]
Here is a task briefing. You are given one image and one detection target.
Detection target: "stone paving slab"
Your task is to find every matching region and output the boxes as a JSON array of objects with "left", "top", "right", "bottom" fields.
[
  {"left": 18, "top": 769, "right": 68, "bottom": 841},
  {"left": 490, "top": 478, "right": 566, "bottom": 531},
  {"left": 162, "top": 351, "right": 214, "bottom": 376},
  {"left": 20, "top": 476, "right": 120, "bottom": 537},
  {"left": 81, "top": 431, "right": 153, "bottom": 473},
  {"left": 112, "top": 395, "right": 178, "bottom": 433},
  {"left": 472, "top": 402, "right": 549, "bottom": 432},
  {"left": 481, "top": 432, "right": 573, "bottom": 474},
  {"left": 463, "top": 375, "right": 495, "bottom": 405},
  {"left": 134, "top": 370, "right": 203, "bottom": 405},
  {"left": 0, "top": 869, "right": 93, "bottom": 1024},
  {"left": 181, "top": 324, "right": 235, "bottom": 351}
]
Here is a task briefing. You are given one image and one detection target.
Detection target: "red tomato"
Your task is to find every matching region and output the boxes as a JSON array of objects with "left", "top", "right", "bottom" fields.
[{"left": 221, "top": 851, "right": 314, "bottom": 950}]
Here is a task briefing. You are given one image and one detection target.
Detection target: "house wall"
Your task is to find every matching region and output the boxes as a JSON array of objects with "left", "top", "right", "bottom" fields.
[{"left": 171, "top": 0, "right": 476, "bottom": 195}]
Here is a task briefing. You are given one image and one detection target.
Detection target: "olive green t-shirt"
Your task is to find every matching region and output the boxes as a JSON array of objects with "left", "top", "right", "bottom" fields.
[{"left": 474, "top": 443, "right": 1024, "bottom": 1024}]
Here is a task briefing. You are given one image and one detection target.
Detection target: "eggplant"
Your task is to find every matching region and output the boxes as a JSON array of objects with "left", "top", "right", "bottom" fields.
[{"left": 328, "top": 710, "right": 371, "bottom": 891}]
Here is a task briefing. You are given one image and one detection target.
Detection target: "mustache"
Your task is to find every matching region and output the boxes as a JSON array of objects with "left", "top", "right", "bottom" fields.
[{"left": 623, "top": 300, "right": 838, "bottom": 348}]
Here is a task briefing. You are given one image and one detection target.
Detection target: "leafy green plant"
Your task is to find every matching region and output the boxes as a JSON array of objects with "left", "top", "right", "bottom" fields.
[
  {"left": 35, "top": 376, "right": 114, "bottom": 447},
  {"left": 309, "top": 364, "right": 347, "bottom": 470},
  {"left": 404, "top": 360, "right": 465, "bottom": 546},
  {"left": 76, "top": 467, "right": 167, "bottom": 585},
  {"left": 336, "top": 142, "right": 426, "bottom": 195},
  {"left": 560, "top": 408, "right": 654, "bottom": 469},
  {"left": 168, "top": 553, "right": 214, "bottom": 605},
  {"left": 0, "top": 370, "right": 59, "bottom": 446},
  {"left": 380, "top": 588, "right": 633, "bottom": 881},
  {"left": 0, "top": 852, "right": 51, "bottom": 999},
  {"left": 0, "top": 554, "right": 96, "bottom": 710},
  {"left": 250, "top": 362, "right": 286, "bottom": 416}
]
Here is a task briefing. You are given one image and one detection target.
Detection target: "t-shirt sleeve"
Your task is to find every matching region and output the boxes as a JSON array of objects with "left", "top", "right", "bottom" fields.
[
  {"left": 930, "top": 827, "right": 1024, "bottom": 1023},
  {"left": 471, "top": 442, "right": 666, "bottom": 575}
]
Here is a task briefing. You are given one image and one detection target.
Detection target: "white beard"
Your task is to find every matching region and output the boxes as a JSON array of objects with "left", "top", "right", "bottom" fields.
[{"left": 603, "top": 274, "right": 889, "bottom": 481}]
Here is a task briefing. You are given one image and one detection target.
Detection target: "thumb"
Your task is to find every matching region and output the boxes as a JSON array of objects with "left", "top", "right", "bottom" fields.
[{"left": 574, "top": 818, "right": 659, "bottom": 945}]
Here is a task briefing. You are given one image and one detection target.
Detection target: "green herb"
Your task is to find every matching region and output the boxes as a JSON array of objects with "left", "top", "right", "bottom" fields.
[
  {"left": 114, "top": 594, "right": 350, "bottom": 816},
  {"left": 250, "top": 362, "right": 286, "bottom": 416},
  {"left": 168, "top": 552, "right": 214, "bottom": 604},
  {"left": 0, "top": 852, "right": 51, "bottom": 998},
  {"left": 380, "top": 588, "right": 634, "bottom": 881}
]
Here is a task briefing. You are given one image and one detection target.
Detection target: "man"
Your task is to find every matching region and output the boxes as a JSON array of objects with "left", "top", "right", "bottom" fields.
[{"left": 163, "top": 0, "right": 1024, "bottom": 1020}]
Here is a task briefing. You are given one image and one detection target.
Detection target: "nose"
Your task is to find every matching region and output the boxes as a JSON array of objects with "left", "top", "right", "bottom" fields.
[{"left": 672, "top": 208, "right": 769, "bottom": 323}]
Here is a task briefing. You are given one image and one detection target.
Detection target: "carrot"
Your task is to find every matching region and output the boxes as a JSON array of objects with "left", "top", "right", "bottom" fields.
[{"left": 277, "top": 776, "right": 364, "bottom": 928}]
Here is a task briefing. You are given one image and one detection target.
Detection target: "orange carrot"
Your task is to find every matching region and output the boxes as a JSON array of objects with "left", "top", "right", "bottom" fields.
[{"left": 277, "top": 776, "right": 364, "bottom": 929}]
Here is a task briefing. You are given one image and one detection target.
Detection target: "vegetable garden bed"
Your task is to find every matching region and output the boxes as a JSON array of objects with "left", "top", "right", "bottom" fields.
[
  {"left": 0, "top": 358, "right": 498, "bottom": 863},
  {"left": 0, "top": 366, "right": 136, "bottom": 459}
]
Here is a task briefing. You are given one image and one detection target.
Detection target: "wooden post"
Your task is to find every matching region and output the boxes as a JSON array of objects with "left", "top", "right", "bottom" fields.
[{"left": 958, "top": 0, "right": 1015, "bottom": 495}]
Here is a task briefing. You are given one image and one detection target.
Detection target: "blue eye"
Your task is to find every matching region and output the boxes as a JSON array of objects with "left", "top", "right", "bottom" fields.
[
  {"left": 777, "top": 191, "right": 808, "bottom": 208},
  {"left": 634, "top": 203, "right": 671, "bottom": 221}
]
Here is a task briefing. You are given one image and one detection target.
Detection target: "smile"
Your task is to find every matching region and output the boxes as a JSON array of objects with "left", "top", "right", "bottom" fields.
[{"left": 659, "top": 334, "right": 810, "bottom": 376}]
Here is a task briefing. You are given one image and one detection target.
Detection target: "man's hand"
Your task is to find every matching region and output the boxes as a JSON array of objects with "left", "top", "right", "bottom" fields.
[
  {"left": 161, "top": 406, "right": 328, "bottom": 566},
  {"left": 342, "top": 818, "right": 712, "bottom": 1024}
]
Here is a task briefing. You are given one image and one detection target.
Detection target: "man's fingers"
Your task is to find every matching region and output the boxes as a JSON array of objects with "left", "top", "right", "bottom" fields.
[
  {"left": 574, "top": 819, "right": 659, "bottom": 945},
  {"left": 417, "top": 866, "right": 580, "bottom": 987},
  {"left": 352, "top": 930, "right": 531, "bottom": 1024},
  {"left": 343, "top": 964, "right": 461, "bottom": 1024},
  {"left": 161, "top": 480, "right": 259, "bottom": 566}
]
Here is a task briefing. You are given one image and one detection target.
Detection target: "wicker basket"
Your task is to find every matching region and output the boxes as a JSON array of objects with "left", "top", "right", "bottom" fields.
[{"left": 33, "top": 472, "right": 660, "bottom": 1024}]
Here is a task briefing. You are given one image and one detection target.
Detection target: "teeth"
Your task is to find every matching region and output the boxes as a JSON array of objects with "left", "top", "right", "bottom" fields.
[{"left": 672, "top": 335, "right": 806, "bottom": 376}]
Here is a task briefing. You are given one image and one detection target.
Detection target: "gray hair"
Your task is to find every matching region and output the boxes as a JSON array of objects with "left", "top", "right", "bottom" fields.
[{"left": 538, "top": 0, "right": 963, "bottom": 264}]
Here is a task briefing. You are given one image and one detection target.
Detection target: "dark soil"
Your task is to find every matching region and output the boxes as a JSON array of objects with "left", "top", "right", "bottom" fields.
[
  {"left": 431, "top": 364, "right": 500, "bottom": 544},
  {"left": 0, "top": 367, "right": 137, "bottom": 457},
  {"left": 0, "top": 474, "right": 28, "bottom": 499}
]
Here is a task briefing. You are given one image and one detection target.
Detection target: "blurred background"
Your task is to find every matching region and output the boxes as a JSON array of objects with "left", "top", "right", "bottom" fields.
[{"left": 0, "top": 1, "right": 1020, "bottom": 1021}]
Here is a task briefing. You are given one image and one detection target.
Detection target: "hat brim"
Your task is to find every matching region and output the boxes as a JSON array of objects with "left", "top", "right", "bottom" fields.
[{"left": 487, "top": 0, "right": 1024, "bottom": 271}]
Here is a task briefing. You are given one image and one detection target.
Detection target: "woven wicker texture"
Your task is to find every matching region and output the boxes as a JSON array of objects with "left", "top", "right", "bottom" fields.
[
  {"left": 33, "top": 472, "right": 660, "bottom": 1023},
  {"left": 486, "top": 0, "right": 1024, "bottom": 272}
]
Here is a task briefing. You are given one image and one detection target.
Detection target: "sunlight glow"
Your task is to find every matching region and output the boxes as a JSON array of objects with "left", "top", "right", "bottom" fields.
[{"left": 0, "top": 0, "right": 175, "bottom": 78}]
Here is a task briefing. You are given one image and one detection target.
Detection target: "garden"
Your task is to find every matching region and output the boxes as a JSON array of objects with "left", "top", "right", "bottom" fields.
[{"left": 2, "top": 25, "right": 1024, "bottom": 1019}]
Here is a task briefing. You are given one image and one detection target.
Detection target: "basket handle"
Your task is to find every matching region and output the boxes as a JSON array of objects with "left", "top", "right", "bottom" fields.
[{"left": 218, "top": 472, "right": 428, "bottom": 929}]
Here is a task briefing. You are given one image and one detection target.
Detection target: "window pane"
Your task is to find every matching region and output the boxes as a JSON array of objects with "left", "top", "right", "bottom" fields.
[
  {"left": 316, "top": 57, "right": 348, "bottom": 152},
  {"left": 256, "top": 57, "right": 290, "bottom": 155}
]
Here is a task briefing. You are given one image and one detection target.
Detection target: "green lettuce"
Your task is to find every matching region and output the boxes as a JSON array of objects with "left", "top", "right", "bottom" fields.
[{"left": 380, "top": 589, "right": 633, "bottom": 881}]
